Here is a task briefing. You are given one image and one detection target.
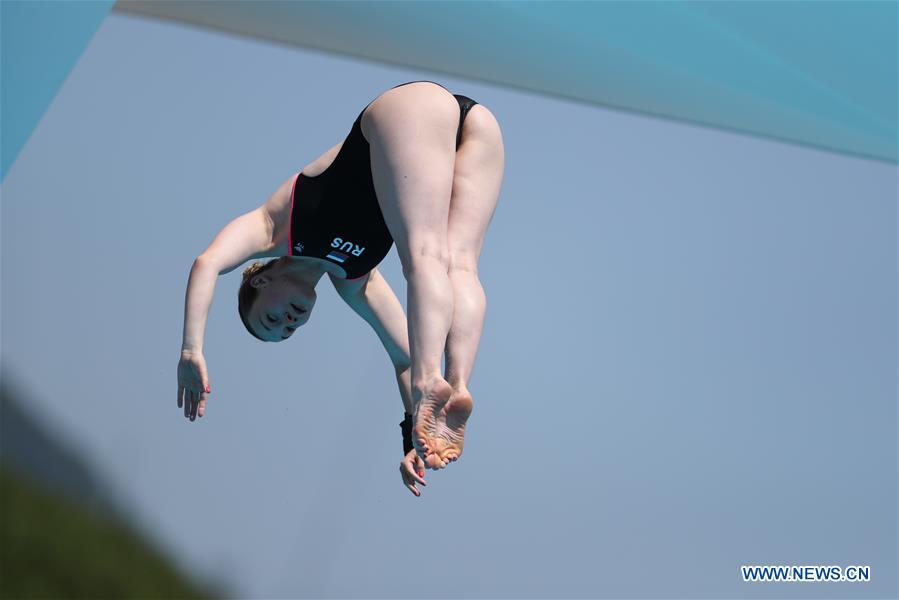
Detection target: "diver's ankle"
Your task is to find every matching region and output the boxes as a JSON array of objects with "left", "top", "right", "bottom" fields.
[
  {"left": 412, "top": 372, "right": 444, "bottom": 393},
  {"left": 445, "top": 376, "right": 468, "bottom": 392}
]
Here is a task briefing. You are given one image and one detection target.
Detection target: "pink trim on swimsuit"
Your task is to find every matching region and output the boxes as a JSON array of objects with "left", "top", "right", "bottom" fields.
[{"left": 288, "top": 172, "right": 299, "bottom": 254}]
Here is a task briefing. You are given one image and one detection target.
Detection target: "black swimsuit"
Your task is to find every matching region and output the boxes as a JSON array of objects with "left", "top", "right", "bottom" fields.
[{"left": 287, "top": 81, "right": 478, "bottom": 280}]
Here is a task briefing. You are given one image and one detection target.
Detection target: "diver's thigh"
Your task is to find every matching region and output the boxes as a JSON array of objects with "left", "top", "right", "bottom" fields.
[
  {"left": 365, "top": 85, "right": 460, "bottom": 266},
  {"left": 448, "top": 104, "right": 505, "bottom": 268}
]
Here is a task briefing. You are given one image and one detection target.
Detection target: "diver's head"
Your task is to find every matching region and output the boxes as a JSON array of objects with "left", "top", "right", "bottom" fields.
[{"left": 238, "top": 258, "right": 317, "bottom": 342}]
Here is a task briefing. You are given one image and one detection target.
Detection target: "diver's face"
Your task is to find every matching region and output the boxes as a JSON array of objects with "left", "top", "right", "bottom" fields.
[{"left": 249, "top": 273, "right": 316, "bottom": 342}]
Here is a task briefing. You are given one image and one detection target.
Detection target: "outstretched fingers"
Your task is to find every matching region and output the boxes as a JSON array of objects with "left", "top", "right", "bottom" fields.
[{"left": 175, "top": 385, "right": 210, "bottom": 422}]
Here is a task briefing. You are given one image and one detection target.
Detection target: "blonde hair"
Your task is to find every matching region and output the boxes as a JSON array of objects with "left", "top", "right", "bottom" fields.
[{"left": 241, "top": 261, "right": 270, "bottom": 282}]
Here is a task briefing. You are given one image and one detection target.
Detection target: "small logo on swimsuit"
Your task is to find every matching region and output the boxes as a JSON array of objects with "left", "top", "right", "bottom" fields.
[
  {"left": 331, "top": 237, "right": 365, "bottom": 257},
  {"left": 326, "top": 250, "right": 348, "bottom": 263},
  {"left": 293, "top": 242, "right": 305, "bottom": 253}
]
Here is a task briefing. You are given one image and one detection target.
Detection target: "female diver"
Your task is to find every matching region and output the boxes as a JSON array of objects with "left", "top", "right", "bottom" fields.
[{"left": 176, "top": 81, "right": 505, "bottom": 497}]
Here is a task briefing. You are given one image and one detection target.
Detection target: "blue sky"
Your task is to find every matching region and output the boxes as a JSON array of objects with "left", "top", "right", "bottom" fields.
[{"left": 2, "top": 10, "right": 896, "bottom": 599}]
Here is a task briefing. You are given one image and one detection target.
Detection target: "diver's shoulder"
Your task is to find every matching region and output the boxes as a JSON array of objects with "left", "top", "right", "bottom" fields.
[
  {"left": 301, "top": 139, "right": 344, "bottom": 178},
  {"left": 258, "top": 173, "right": 299, "bottom": 256}
]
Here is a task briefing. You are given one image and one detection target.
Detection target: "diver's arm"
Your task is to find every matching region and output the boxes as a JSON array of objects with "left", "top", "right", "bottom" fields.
[
  {"left": 181, "top": 257, "right": 220, "bottom": 352},
  {"left": 181, "top": 208, "right": 273, "bottom": 352},
  {"left": 182, "top": 173, "right": 296, "bottom": 350},
  {"left": 330, "top": 268, "right": 411, "bottom": 367},
  {"left": 330, "top": 268, "right": 413, "bottom": 413},
  {"left": 197, "top": 173, "right": 295, "bottom": 275}
]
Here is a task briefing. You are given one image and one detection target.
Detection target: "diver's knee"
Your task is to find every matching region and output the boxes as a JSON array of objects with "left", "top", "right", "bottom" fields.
[
  {"left": 400, "top": 239, "right": 450, "bottom": 276},
  {"left": 448, "top": 249, "right": 479, "bottom": 276}
]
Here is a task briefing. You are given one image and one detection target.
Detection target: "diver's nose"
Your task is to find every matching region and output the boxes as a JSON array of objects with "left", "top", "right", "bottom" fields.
[{"left": 285, "top": 304, "right": 306, "bottom": 322}]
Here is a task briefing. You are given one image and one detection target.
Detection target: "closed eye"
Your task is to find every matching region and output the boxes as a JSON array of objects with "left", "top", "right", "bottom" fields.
[
  {"left": 290, "top": 303, "right": 307, "bottom": 313},
  {"left": 267, "top": 315, "right": 278, "bottom": 323}
]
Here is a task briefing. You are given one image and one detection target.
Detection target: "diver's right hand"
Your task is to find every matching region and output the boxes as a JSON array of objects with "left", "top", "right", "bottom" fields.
[
  {"left": 400, "top": 449, "right": 427, "bottom": 497},
  {"left": 177, "top": 350, "right": 211, "bottom": 421}
]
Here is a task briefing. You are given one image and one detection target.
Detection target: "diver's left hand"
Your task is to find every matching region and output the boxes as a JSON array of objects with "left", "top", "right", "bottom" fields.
[
  {"left": 177, "top": 349, "right": 211, "bottom": 421},
  {"left": 399, "top": 449, "right": 427, "bottom": 497}
]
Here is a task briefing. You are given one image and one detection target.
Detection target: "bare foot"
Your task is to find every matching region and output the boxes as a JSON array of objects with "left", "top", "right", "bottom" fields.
[
  {"left": 412, "top": 376, "right": 452, "bottom": 463},
  {"left": 413, "top": 379, "right": 473, "bottom": 470}
]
